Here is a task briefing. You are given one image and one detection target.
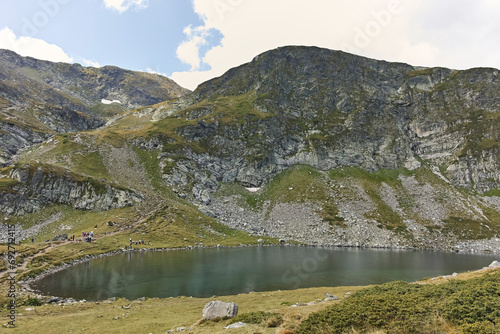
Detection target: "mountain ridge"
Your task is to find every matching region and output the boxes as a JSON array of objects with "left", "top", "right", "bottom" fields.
[
  {"left": 0, "top": 48, "right": 190, "bottom": 165},
  {"left": 1, "top": 45, "right": 499, "bottom": 253}
]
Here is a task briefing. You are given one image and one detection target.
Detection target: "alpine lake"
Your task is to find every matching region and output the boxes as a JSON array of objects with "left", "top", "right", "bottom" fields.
[{"left": 33, "top": 246, "right": 499, "bottom": 301}]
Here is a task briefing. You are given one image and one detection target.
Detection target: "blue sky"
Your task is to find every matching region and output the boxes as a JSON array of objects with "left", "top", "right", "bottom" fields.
[
  {"left": 1, "top": 0, "right": 500, "bottom": 90},
  {"left": 0, "top": 0, "right": 206, "bottom": 76}
]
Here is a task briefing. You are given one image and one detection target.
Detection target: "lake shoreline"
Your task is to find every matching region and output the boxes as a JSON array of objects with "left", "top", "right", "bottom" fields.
[{"left": 19, "top": 242, "right": 500, "bottom": 303}]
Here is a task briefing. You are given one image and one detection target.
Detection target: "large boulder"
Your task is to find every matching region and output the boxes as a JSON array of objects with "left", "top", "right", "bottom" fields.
[{"left": 202, "top": 301, "right": 238, "bottom": 320}]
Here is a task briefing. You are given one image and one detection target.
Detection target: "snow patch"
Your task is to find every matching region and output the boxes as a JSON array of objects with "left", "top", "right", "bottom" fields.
[
  {"left": 101, "top": 99, "right": 122, "bottom": 105},
  {"left": 245, "top": 187, "right": 261, "bottom": 193}
]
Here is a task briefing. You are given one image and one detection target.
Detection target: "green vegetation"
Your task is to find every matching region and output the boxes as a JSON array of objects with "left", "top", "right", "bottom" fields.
[
  {"left": 442, "top": 216, "right": 499, "bottom": 240},
  {"left": 0, "top": 177, "right": 20, "bottom": 190},
  {"left": 71, "top": 151, "right": 111, "bottom": 180},
  {"left": 90, "top": 102, "right": 126, "bottom": 118},
  {"left": 297, "top": 269, "right": 500, "bottom": 334},
  {"left": 320, "top": 203, "right": 346, "bottom": 228},
  {"left": 484, "top": 189, "right": 500, "bottom": 197},
  {"left": 24, "top": 297, "right": 43, "bottom": 306},
  {"left": 216, "top": 165, "right": 329, "bottom": 213}
]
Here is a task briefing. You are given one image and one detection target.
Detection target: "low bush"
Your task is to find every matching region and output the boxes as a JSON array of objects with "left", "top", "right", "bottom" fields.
[{"left": 297, "top": 271, "right": 500, "bottom": 333}]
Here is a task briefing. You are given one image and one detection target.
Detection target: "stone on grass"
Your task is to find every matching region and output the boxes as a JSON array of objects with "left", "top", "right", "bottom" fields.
[
  {"left": 225, "top": 322, "right": 246, "bottom": 329},
  {"left": 202, "top": 301, "right": 238, "bottom": 320},
  {"left": 324, "top": 293, "right": 338, "bottom": 301}
]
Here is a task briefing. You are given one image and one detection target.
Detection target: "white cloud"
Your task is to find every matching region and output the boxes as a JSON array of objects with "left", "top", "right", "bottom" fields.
[
  {"left": 146, "top": 68, "right": 167, "bottom": 77},
  {"left": 0, "top": 27, "right": 73, "bottom": 63},
  {"left": 171, "top": 0, "right": 500, "bottom": 90},
  {"left": 175, "top": 25, "right": 210, "bottom": 71},
  {"left": 82, "top": 59, "right": 101, "bottom": 67},
  {"left": 103, "top": 0, "right": 148, "bottom": 13}
]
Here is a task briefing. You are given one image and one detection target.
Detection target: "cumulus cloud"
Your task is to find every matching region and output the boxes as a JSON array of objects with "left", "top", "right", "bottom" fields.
[
  {"left": 176, "top": 26, "right": 209, "bottom": 70},
  {"left": 82, "top": 59, "right": 101, "bottom": 67},
  {"left": 171, "top": 0, "right": 500, "bottom": 90},
  {"left": 103, "top": 0, "right": 148, "bottom": 13},
  {"left": 0, "top": 27, "right": 73, "bottom": 63}
]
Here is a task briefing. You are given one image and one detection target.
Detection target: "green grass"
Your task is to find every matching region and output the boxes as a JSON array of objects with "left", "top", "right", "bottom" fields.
[
  {"left": 216, "top": 165, "right": 329, "bottom": 213},
  {"left": 90, "top": 102, "right": 126, "bottom": 118},
  {"left": 71, "top": 151, "right": 111, "bottom": 180},
  {"left": 484, "top": 189, "right": 500, "bottom": 197},
  {"left": 0, "top": 177, "right": 20, "bottom": 190}
]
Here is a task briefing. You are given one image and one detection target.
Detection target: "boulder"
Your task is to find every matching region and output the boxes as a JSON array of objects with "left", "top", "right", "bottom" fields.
[
  {"left": 202, "top": 300, "right": 238, "bottom": 320},
  {"left": 324, "top": 293, "right": 338, "bottom": 301},
  {"left": 488, "top": 260, "right": 500, "bottom": 269}
]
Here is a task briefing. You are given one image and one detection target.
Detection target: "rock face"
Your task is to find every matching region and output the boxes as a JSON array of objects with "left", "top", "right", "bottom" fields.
[
  {"left": 150, "top": 46, "right": 499, "bottom": 204},
  {"left": 0, "top": 49, "right": 190, "bottom": 165},
  {"left": 202, "top": 301, "right": 238, "bottom": 320},
  {"left": 0, "top": 164, "right": 143, "bottom": 215}
]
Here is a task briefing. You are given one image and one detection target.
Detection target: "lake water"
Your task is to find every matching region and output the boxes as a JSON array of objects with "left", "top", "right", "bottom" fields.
[{"left": 33, "top": 246, "right": 499, "bottom": 301}]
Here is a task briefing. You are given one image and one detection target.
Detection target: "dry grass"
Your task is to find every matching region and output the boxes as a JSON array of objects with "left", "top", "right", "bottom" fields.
[{"left": 2, "top": 286, "right": 363, "bottom": 333}]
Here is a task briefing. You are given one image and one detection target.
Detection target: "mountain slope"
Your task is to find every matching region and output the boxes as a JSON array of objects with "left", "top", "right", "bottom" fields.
[
  {"left": 2, "top": 46, "right": 500, "bottom": 252},
  {"left": 0, "top": 49, "right": 190, "bottom": 165}
]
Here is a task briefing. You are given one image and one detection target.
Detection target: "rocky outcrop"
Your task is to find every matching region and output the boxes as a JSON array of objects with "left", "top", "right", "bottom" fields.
[
  {"left": 202, "top": 301, "right": 238, "bottom": 320},
  {"left": 0, "top": 164, "right": 143, "bottom": 215}
]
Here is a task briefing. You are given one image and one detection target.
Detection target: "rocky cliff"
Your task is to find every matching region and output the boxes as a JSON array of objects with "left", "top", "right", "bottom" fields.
[{"left": 0, "top": 164, "right": 143, "bottom": 216}]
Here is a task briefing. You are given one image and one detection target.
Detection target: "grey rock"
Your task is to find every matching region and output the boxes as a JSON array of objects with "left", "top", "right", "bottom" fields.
[
  {"left": 46, "top": 297, "right": 60, "bottom": 304},
  {"left": 202, "top": 301, "right": 238, "bottom": 320},
  {"left": 0, "top": 164, "right": 143, "bottom": 216},
  {"left": 324, "top": 294, "right": 338, "bottom": 301},
  {"left": 52, "top": 234, "right": 68, "bottom": 241},
  {"left": 488, "top": 260, "right": 500, "bottom": 269},
  {"left": 224, "top": 322, "right": 246, "bottom": 329}
]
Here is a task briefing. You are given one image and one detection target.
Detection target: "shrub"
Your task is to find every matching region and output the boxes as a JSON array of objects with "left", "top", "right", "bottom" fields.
[
  {"left": 24, "top": 297, "right": 42, "bottom": 306},
  {"left": 296, "top": 271, "right": 500, "bottom": 334}
]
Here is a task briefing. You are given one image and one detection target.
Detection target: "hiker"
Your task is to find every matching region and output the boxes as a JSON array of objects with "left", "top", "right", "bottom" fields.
[{"left": 31, "top": 237, "right": 34, "bottom": 243}]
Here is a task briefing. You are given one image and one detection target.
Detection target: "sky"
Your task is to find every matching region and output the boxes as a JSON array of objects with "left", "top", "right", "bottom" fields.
[{"left": 1, "top": 0, "right": 500, "bottom": 90}]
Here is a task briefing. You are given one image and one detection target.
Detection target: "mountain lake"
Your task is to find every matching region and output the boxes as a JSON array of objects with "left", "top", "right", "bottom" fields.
[{"left": 33, "top": 246, "right": 499, "bottom": 300}]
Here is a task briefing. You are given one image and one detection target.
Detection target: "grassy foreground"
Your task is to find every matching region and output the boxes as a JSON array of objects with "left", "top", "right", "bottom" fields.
[{"left": 2, "top": 285, "right": 360, "bottom": 333}]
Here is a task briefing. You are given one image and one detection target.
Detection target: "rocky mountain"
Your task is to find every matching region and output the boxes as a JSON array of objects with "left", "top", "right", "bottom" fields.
[
  {"left": 0, "top": 49, "right": 190, "bottom": 165},
  {"left": 1, "top": 46, "right": 499, "bottom": 252},
  {"left": 148, "top": 46, "right": 498, "bottom": 197}
]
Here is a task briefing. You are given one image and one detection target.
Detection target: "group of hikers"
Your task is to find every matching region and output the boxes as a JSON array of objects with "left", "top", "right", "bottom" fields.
[
  {"left": 130, "top": 238, "right": 152, "bottom": 246},
  {"left": 82, "top": 231, "right": 94, "bottom": 242}
]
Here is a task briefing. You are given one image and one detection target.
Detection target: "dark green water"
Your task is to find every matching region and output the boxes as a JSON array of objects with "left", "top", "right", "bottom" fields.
[{"left": 33, "top": 247, "right": 498, "bottom": 300}]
